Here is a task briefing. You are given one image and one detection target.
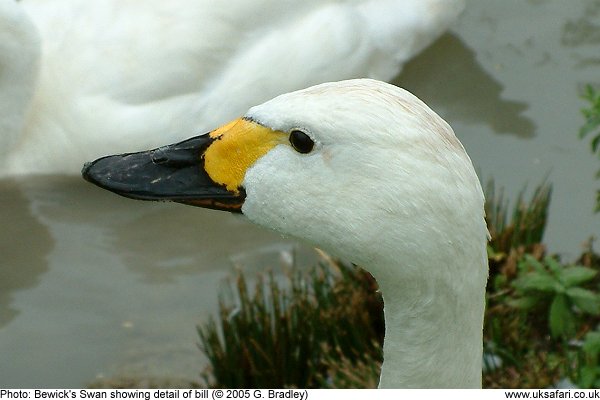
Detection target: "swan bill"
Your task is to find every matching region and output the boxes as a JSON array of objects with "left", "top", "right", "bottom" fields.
[
  {"left": 82, "top": 118, "right": 286, "bottom": 213},
  {"left": 81, "top": 133, "right": 246, "bottom": 213}
]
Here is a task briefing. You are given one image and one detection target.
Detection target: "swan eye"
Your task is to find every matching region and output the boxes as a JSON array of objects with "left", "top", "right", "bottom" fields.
[{"left": 289, "top": 130, "right": 314, "bottom": 154}]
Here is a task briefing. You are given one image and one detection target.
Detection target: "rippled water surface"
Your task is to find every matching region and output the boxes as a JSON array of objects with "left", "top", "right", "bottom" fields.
[{"left": 2, "top": 0, "right": 600, "bottom": 387}]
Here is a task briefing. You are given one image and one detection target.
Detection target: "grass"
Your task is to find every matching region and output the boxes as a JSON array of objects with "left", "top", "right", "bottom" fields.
[
  {"left": 198, "top": 253, "right": 383, "bottom": 388},
  {"left": 485, "top": 180, "right": 551, "bottom": 255}
]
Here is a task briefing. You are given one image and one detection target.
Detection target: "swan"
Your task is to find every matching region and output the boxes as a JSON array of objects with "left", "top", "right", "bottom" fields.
[
  {"left": 1, "top": 0, "right": 465, "bottom": 176},
  {"left": 82, "top": 79, "right": 489, "bottom": 388}
]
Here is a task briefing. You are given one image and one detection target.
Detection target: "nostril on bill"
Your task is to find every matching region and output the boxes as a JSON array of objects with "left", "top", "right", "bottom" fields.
[{"left": 151, "top": 147, "right": 169, "bottom": 164}]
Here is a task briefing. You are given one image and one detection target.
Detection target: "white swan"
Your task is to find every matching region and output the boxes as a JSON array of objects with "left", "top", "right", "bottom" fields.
[
  {"left": 82, "top": 79, "right": 489, "bottom": 388},
  {"left": 1, "top": 0, "right": 465, "bottom": 176}
]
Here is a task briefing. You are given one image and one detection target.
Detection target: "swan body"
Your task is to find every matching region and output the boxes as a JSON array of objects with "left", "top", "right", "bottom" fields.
[
  {"left": 1, "top": 0, "right": 465, "bottom": 176},
  {"left": 83, "top": 79, "right": 489, "bottom": 388}
]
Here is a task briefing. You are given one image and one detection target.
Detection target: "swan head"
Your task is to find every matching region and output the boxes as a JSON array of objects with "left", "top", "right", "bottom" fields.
[
  {"left": 84, "top": 79, "right": 486, "bottom": 275},
  {"left": 83, "top": 78, "right": 489, "bottom": 387}
]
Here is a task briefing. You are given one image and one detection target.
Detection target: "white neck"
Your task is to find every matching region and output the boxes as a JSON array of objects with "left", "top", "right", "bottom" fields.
[
  {"left": 0, "top": 2, "right": 40, "bottom": 166},
  {"left": 239, "top": 77, "right": 490, "bottom": 388},
  {"left": 370, "top": 251, "right": 486, "bottom": 388}
]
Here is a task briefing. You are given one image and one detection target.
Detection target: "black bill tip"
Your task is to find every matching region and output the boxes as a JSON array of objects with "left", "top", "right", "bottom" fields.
[{"left": 82, "top": 134, "right": 245, "bottom": 213}]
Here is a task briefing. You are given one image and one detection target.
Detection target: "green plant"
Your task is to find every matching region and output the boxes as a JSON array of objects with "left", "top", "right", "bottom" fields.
[
  {"left": 576, "top": 331, "right": 600, "bottom": 388},
  {"left": 580, "top": 84, "right": 600, "bottom": 212},
  {"left": 485, "top": 180, "right": 552, "bottom": 255},
  {"left": 197, "top": 257, "right": 383, "bottom": 388},
  {"left": 511, "top": 255, "right": 599, "bottom": 339},
  {"left": 483, "top": 180, "right": 552, "bottom": 359}
]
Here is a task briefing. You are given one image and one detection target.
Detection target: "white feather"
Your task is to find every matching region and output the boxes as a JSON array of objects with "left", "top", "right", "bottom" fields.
[
  {"left": 242, "top": 79, "right": 488, "bottom": 388},
  {"left": 0, "top": 0, "right": 464, "bottom": 176}
]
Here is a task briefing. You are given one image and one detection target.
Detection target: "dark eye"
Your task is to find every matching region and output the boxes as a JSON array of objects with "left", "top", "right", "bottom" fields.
[{"left": 289, "top": 130, "right": 314, "bottom": 154}]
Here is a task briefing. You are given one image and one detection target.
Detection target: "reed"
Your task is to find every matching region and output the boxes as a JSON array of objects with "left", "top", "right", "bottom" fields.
[{"left": 198, "top": 255, "right": 383, "bottom": 388}]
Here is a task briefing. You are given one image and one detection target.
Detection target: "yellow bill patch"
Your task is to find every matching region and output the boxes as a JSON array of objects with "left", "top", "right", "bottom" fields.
[{"left": 203, "top": 118, "right": 287, "bottom": 193}]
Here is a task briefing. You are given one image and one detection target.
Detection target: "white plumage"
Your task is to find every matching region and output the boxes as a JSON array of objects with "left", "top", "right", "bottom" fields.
[
  {"left": 241, "top": 79, "right": 489, "bottom": 387},
  {"left": 0, "top": 0, "right": 464, "bottom": 176}
]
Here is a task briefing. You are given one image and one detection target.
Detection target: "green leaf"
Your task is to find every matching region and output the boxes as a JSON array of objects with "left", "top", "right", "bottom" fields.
[
  {"left": 580, "top": 115, "right": 600, "bottom": 139},
  {"left": 593, "top": 134, "right": 600, "bottom": 153},
  {"left": 583, "top": 84, "right": 597, "bottom": 101},
  {"left": 549, "top": 294, "right": 575, "bottom": 338},
  {"left": 558, "top": 266, "right": 597, "bottom": 287},
  {"left": 579, "top": 366, "right": 598, "bottom": 389},
  {"left": 513, "top": 272, "right": 561, "bottom": 293},
  {"left": 544, "top": 256, "right": 563, "bottom": 275},
  {"left": 566, "top": 287, "right": 600, "bottom": 314},
  {"left": 507, "top": 295, "right": 540, "bottom": 310},
  {"left": 582, "top": 332, "right": 600, "bottom": 356},
  {"left": 519, "top": 255, "right": 545, "bottom": 273}
]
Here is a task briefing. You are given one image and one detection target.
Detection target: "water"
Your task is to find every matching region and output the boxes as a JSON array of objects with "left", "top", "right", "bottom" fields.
[
  {"left": 1, "top": 176, "right": 314, "bottom": 386},
  {"left": 2, "top": 0, "right": 600, "bottom": 387}
]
